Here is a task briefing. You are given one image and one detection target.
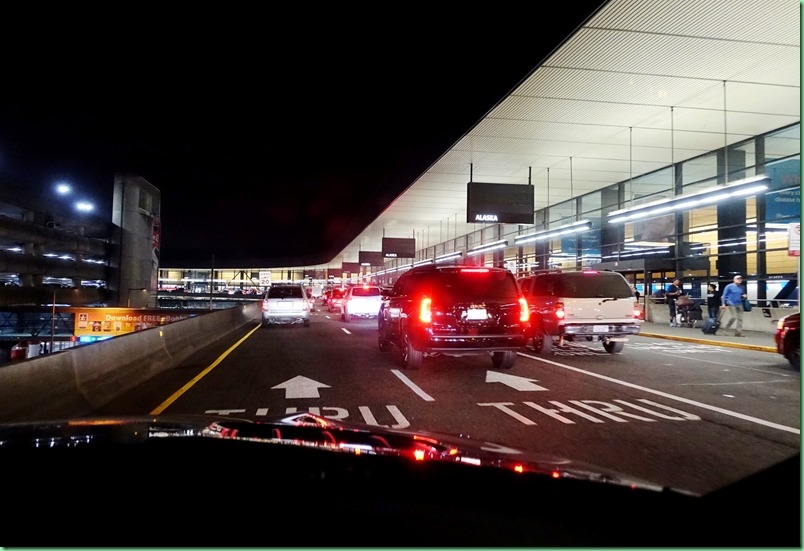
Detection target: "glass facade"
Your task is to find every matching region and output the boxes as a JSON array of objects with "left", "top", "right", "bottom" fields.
[{"left": 160, "top": 123, "right": 800, "bottom": 309}]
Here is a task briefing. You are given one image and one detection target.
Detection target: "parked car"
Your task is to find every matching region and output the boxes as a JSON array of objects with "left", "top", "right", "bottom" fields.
[
  {"left": 377, "top": 264, "right": 530, "bottom": 370},
  {"left": 327, "top": 287, "right": 348, "bottom": 313},
  {"left": 341, "top": 284, "right": 383, "bottom": 322},
  {"left": 774, "top": 311, "right": 800, "bottom": 369},
  {"left": 517, "top": 269, "right": 642, "bottom": 355},
  {"left": 261, "top": 283, "right": 311, "bottom": 327}
]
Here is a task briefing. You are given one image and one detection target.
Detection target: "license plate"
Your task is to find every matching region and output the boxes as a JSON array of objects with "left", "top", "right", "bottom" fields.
[
  {"left": 467, "top": 308, "right": 487, "bottom": 320},
  {"left": 593, "top": 325, "right": 609, "bottom": 333}
]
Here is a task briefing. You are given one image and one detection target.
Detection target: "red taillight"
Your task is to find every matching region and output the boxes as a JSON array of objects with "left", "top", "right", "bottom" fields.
[
  {"left": 519, "top": 297, "right": 530, "bottom": 322},
  {"left": 554, "top": 301, "right": 565, "bottom": 319},
  {"left": 419, "top": 297, "right": 432, "bottom": 323},
  {"left": 459, "top": 268, "right": 489, "bottom": 274},
  {"left": 634, "top": 301, "right": 642, "bottom": 319}
]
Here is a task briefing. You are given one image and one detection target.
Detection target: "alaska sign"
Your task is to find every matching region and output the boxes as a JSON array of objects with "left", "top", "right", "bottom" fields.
[{"left": 466, "top": 182, "right": 534, "bottom": 225}]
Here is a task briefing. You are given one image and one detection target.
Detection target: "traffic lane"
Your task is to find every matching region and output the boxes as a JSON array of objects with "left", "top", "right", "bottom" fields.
[
  {"left": 140, "top": 312, "right": 414, "bottom": 423},
  {"left": 382, "top": 347, "right": 798, "bottom": 495},
  {"left": 531, "top": 335, "right": 801, "bottom": 431},
  {"left": 257, "top": 315, "right": 800, "bottom": 496},
  {"left": 90, "top": 314, "right": 798, "bottom": 495},
  {"left": 87, "top": 321, "right": 264, "bottom": 416}
]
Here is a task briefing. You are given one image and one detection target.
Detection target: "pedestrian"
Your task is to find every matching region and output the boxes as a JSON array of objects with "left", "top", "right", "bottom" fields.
[
  {"left": 706, "top": 283, "right": 721, "bottom": 320},
  {"left": 665, "top": 278, "right": 683, "bottom": 327},
  {"left": 720, "top": 275, "right": 748, "bottom": 337},
  {"left": 633, "top": 286, "right": 641, "bottom": 301}
]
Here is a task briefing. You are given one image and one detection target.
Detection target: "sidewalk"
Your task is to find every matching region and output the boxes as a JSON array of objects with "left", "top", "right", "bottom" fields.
[{"left": 638, "top": 321, "right": 777, "bottom": 353}]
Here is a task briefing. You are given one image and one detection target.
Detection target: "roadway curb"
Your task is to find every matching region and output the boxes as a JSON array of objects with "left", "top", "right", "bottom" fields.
[{"left": 639, "top": 331, "right": 777, "bottom": 353}]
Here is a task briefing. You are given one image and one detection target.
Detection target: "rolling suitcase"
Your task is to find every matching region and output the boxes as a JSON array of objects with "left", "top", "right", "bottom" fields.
[{"left": 702, "top": 309, "right": 723, "bottom": 335}]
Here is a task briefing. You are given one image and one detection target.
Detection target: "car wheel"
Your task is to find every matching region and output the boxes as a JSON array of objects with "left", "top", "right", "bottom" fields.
[
  {"left": 534, "top": 332, "right": 553, "bottom": 355},
  {"left": 343, "top": 313, "right": 351, "bottom": 322},
  {"left": 303, "top": 319, "right": 310, "bottom": 328},
  {"left": 784, "top": 334, "right": 800, "bottom": 369},
  {"left": 401, "top": 329, "right": 422, "bottom": 370},
  {"left": 491, "top": 350, "right": 517, "bottom": 369},
  {"left": 603, "top": 340, "right": 624, "bottom": 353},
  {"left": 378, "top": 330, "right": 390, "bottom": 352}
]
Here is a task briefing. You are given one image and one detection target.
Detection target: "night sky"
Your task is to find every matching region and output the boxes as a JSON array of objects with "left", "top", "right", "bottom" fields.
[{"left": 0, "top": 2, "right": 608, "bottom": 268}]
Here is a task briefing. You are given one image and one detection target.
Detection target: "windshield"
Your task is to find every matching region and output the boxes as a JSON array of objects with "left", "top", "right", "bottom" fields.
[{"left": 0, "top": 2, "right": 799, "bottom": 547}]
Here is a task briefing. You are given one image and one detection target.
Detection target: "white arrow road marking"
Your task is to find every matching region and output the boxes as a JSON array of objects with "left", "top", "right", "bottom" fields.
[
  {"left": 486, "top": 371, "right": 549, "bottom": 391},
  {"left": 271, "top": 375, "right": 331, "bottom": 399}
]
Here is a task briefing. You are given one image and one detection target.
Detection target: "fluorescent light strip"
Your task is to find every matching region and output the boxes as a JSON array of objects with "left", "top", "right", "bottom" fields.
[
  {"left": 607, "top": 175, "right": 770, "bottom": 224},
  {"left": 466, "top": 240, "right": 508, "bottom": 256},
  {"left": 435, "top": 251, "right": 463, "bottom": 262},
  {"left": 514, "top": 220, "right": 592, "bottom": 244}
]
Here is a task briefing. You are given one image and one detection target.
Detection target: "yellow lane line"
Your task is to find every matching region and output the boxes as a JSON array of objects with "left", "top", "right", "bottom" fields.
[{"left": 150, "top": 322, "right": 262, "bottom": 415}]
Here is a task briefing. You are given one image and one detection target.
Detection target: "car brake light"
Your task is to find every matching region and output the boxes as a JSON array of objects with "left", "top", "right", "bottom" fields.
[
  {"left": 419, "top": 297, "right": 432, "bottom": 323},
  {"left": 554, "top": 301, "right": 565, "bottom": 320},
  {"left": 519, "top": 297, "right": 529, "bottom": 322},
  {"left": 633, "top": 301, "right": 642, "bottom": 318},
  {"left": 459, "top": 268, "right": 489, "bottom": 274}
]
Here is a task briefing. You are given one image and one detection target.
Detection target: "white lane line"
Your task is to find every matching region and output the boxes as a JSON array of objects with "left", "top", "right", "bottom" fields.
[
  {"left": 518, "top": 352, "right": 800, "bottom": 435},
  {"left": 341, "top": 328, "right": 352, "bottom": 334},
  {"left": 391, "top": 369, "right": 435, "bottom": 401}
]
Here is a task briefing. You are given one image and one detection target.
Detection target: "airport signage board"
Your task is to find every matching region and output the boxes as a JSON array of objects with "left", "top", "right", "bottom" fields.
[
  {"left": 466, "top": 182, "right": 534, "bottom": 225},
  {"left": 382, "top": 237, "right": 416, "bottom": 258}
]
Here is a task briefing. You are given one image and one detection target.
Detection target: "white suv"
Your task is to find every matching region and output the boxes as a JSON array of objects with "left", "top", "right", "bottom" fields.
[
  {"left": 341, "top": 284, "right": 383, "bottom": 322},
  {"left": 517, "top": 270, "right": 642, "bottom": 354}
]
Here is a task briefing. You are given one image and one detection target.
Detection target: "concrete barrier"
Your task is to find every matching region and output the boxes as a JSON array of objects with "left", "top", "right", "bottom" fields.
[
  {"left": 0, "top": 302, "right": 261, "bottom": 422},
  {"left": 645, "top": 299, "right": 797, "bottom": 333}
]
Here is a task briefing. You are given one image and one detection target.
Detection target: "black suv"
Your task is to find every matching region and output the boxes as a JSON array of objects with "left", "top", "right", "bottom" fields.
[{"left": 378, "top": 264, "right": 530, "bottom": 370}]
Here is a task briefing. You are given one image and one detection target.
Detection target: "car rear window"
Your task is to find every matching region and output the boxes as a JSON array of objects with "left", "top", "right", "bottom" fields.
[
  {"left": 532, "top": 273, "right": 633, "bottom": 298},
  {"left": 351, "top": 287, "right": 381, "bottom": 297},
  {"left": 410, "top": 269, "right": 520, "bottom": 302},
  {"left": 267, "top": 286, "right": 304, "bottom": 299}
]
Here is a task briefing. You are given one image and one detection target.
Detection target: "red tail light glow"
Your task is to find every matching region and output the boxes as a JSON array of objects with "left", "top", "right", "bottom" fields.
[
  {"left": 519, "top": 297, "right": 530, "bottom": 322},
  {"left": 459, "top": 268, "right": 490, "bottom": 274},
  {"left": 555, "top": 301, "right": 565, "bottom": 319},
  {"left": 419, "top": 297, "right": 433, "bottom": 323}
]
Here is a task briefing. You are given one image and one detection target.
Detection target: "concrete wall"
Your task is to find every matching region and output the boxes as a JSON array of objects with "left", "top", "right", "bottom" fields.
[{"left": 0, "top": 302, "right": 261, "bottom": 422}]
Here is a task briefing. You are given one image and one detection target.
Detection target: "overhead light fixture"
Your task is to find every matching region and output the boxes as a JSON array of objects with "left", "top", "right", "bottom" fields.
[
  {"left": 412, "top": 258, "right": 433, "bottom": 267},
  {"left": 466, "top": 239, "right": 508, "bottom": 256},
  {"left": 606, "top": 175, "right": 770, "bottom": 224},
  {"left": 514, "top": 220, "right": 592, "bottom": 245},
  {"left": 435, "top": 251, "right": 462, "bottom": 262}
]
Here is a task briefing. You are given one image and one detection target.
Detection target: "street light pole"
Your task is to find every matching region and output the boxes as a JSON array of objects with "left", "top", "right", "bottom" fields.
[{"left": 50, "top": 288, "right": 56, "bottom": 355}]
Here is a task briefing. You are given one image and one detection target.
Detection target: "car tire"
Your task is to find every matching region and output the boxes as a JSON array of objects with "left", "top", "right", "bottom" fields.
[
  {"left": 378, "top": 330, "right": 390, "bottom": 352},
  {"left": 534, "top": 332, "right": 553, "bottom": 355},
  {"left": 303, "top": 319, "right": 310, "bottom": 328},
  {"left": 343, "top": 313, "right": 351, "bottom": 322},
  {"left": 491, "top": 351, "right": 517, "bottom": 369},
  {"left": 401, "top": 329, "right": 422, "bottom": 370},
  {"left": 603, "top": 340, "right": 624, "bottom": 353}
]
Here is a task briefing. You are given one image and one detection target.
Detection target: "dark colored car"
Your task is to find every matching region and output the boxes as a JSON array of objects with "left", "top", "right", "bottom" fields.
[
  {"left": 377, "top": 264, "right": 530, "bottom": 370},
  {"left": 0, "top": 412, "right": 799, "bottom": 547},
  {"left": 774, "top": 311, "right": 800, "bottom": 369}
]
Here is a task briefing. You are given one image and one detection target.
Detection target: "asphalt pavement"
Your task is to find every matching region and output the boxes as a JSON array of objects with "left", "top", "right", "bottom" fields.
[{"left": 639, "top": 320, "right": 777, "bottom": 353}]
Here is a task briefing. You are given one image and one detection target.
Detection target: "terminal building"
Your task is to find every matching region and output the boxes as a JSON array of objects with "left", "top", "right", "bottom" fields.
[{"left": 0, "top": 0, "right": 799, "bottom": 356}]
